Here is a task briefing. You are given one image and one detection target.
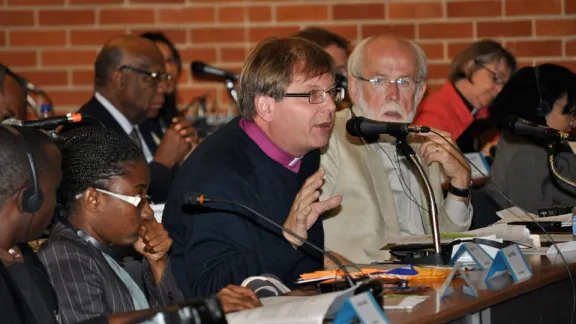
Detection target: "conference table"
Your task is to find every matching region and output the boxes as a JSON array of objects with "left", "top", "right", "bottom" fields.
[{"left": 381, "top": 250, "right": 576, "bottom": 324}]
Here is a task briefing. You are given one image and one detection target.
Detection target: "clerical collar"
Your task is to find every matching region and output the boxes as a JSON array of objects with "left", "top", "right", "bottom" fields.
[{"left": 239, "top": 118, "right": 302, "bottom": 173}]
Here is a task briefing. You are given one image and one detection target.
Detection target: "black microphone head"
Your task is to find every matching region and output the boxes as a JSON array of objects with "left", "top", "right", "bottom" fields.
[
  {"left": 183, "top": 192, "right": 204, "bottom": 205},
  {"left": 191, "top": 61, "right": 207, "bottom": 74},
  {"left": 335, "top": 73, "right": 348, "bottom": 89},
  {"left": 346, "top": 116, "right": 365, "bottom": 137}
]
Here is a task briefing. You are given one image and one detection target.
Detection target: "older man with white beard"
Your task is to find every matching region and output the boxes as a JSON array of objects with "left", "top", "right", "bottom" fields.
[{"left": 320, "top": 35, "right": 473, "bottom": 264}]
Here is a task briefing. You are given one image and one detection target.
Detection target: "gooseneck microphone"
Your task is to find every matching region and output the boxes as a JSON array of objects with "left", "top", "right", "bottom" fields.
[
  {"left": 2, "top": 113, "right": 83, "bottom": 130},
  {"left": 191, "top": 61, "right": 239, "bottom": 81},
  {"left": 346, "top": 116, "right": 430, "bottom": 138},
  {"left": 183, "top": 192, "right": 356, "bottom": 288},
  {"left": 503, "top": 115, "right": 576, "bottom": 142}
]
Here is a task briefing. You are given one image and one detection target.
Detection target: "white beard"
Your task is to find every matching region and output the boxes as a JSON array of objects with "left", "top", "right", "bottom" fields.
[{"left": 355, "top": 92, "right": 416, "bottom": 123}]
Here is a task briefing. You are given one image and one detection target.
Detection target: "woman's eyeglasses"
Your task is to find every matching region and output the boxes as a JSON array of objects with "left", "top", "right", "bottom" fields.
[{"left": 76, "top": 188, "right": 151, "bottom": 209}]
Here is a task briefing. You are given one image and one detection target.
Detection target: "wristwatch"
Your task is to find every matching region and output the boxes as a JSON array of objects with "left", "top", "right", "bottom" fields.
[{"left": 449, "top": 184, "right": 471, "bottom": 198}]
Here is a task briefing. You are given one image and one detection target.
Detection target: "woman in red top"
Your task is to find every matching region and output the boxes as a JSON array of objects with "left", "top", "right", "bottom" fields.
[{"left": 414, "top": 40, "right": 517, "bottom": 154}]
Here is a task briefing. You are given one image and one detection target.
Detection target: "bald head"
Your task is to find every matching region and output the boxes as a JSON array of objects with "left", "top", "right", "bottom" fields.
[
  {"left": 93, "top": 34, "right": 167, "bottom": 124},
  {"left": 94, "top": 35, "right": 164, "bottom": 88},
  {"left": 348, "top": 35, "right": 427, "bottom": 83}
]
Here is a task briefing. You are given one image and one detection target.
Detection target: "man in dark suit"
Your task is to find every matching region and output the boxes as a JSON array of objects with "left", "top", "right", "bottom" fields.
[{"left": 77, "top": 35, "right": 197, "bottom": 203}]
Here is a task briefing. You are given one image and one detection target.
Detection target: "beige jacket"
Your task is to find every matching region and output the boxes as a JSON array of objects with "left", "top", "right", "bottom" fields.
[{"left": 320, "top": 109, "right": 471, "bottom": 263}]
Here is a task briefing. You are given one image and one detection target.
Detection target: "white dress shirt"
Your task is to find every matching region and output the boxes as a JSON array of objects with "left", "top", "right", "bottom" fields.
[
  {"left": 94, "top": 92, "right": 153, "bottom": 163},
  {"left": 374, "top": 138, "right": 471, "bottom": 236}
]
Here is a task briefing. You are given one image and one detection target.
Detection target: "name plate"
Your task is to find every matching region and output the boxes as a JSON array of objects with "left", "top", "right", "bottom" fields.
[
  {"left": 485, "top": 244, "right": 532, "bottom": 283},
  {"left": 439, "top": 262, "right": 478, "bottom": 299},
  {"left": 450, "top": 242, "right": 493, "bottom": 270},
  {"left": 333, "top": 292, "right": 390, "bottom": 324}
]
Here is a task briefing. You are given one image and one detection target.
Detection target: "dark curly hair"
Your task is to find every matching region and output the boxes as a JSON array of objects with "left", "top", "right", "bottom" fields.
[{"left": 57, "top": 126, "right": 145, "bottom": 213}]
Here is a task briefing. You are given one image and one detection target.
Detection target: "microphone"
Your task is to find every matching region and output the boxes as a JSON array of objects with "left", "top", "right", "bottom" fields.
[
  {"left": 183, "top": 192, "right": 357, "bottom": 288},
  {"left": 2, "top": 113, "right": 83, "bottom": 130},
  {"left": 503, "top": 115, "right": 576, "bottom": 142},
  {"left": 346, "top": 116, "right": 430, "bottom": 138},
  {"left": 191, "top": 61, "right": 239, "bottom": 81},
  {"left": 335, "top": 73, "right": 348, "bottom": 90}
]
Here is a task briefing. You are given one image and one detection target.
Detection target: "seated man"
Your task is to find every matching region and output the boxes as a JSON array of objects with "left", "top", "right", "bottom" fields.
[
  {"left": 76, "top": 35, "right": 197, "bottom": 203},
  {"left": 0, "top": 64, "right": 27, "bottom": 121},
  {"left": 163, "top": 37, "right": 343, "bottom": 297},
  {"left": 320, "top": 35, "right": 473, "bottom": 263}
]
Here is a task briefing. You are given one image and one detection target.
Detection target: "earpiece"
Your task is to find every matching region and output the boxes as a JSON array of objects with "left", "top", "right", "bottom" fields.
[{"left": 1, "top": 125, "right": 44, "bottom": 213}]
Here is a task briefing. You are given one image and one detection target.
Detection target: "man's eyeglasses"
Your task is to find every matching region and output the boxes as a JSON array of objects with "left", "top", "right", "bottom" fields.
[
  {"left": 479, "top": 65, "right": 506, "bottom": 86},
  {"left": 354, "top": 75, "right": 421, "bottom": 92},
  {"left": 76, "top": 188, "right": 151, "bottom": 209},
  {"left": 284, "top": 87, "right": 345, "bottom": 104},
  {"left": 119, "top": 65, "right": 172, "bottom": 83}
]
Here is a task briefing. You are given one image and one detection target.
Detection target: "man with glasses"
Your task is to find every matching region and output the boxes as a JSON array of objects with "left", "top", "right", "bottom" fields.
[
  {"left": 162, "top": 37, "right": 343, "bottom": 297},
  {"left": 319, "top": 35, "right": 473, "bottom": 264},
  {"left": 74, "top": 35, "right": 198, "bottom": 203}
]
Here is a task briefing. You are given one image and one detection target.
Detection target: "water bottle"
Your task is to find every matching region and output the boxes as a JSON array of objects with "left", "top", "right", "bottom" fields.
[{"left": 41, "top": 104, "right": 54, "bottom": 119}]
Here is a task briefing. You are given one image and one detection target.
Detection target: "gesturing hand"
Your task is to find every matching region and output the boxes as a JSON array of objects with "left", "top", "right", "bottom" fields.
[{"left": 283, "top": 169, "right": 342, "bottom": 247}]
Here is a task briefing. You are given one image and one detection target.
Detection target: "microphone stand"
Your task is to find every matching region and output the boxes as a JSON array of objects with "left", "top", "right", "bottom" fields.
[
  {"left": 224, "top": 78, "right": 239, "bottom": 109},
  {"left": 548, "top": 142, "right": 576, "bottom": 188},
  {"left": 396, "top": 136, "right": 446, "bottom": 265}
]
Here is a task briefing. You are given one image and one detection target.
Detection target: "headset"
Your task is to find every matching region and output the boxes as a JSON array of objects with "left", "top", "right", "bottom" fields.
[
  {"left": 0, "top": 125, "right": 44, "bottom": 213},
  {"left": 534, "top": 65, "right": 550, "bottom": 117}
]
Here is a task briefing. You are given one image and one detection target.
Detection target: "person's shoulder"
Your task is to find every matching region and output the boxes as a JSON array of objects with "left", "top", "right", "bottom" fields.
[{"left": 38, "top": 223, "right": 89, "bottom": 258}]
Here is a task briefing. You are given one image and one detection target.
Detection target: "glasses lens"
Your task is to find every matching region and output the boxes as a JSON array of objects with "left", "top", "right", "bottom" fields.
[
  {"left": 309, "top": 90, "right": 325, "bottom": 104},
  {"left": 329, "top": 88, "right": 344, "bottom": 102}
]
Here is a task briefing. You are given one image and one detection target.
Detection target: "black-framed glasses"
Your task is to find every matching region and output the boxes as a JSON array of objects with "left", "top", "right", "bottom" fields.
[
  {"left": 478, "top": 64, "right": 506, "bottom": 86},
  {"left": 284, "top": 87, "right": 345, "bottom": 104},
  {"left": 354, "top": 75, "right": 421, "bottom": 92},
  {"left": 119, "top": 65, "right": 172, "bottom": 83}
]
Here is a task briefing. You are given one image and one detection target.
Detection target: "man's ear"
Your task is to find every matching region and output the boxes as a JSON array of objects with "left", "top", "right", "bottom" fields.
[
  {"left": 112, "top": 70, "right": 126, "bottom": 90},
  {"left": 254, "top": 95, "right": 274, "bottom": 123},
  {"left": 80, "top": 188, "right": 100, "bottom": 214},
  {"left": 348, "top": 77, "right": 360, "bottom": 106}
]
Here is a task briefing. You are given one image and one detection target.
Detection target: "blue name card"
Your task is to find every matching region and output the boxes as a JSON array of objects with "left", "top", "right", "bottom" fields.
[
  {"left": 439, "top": 261, "right": 478, "bottom": 299},
  {"left": 450, "top": 242, "right": 494, "bottom": 270},
  {"left": 485, "top": 244, "right": 532, "bottom": 283},
  {"left": 333, "top": 292, "right": 391, "bottom": 324}
]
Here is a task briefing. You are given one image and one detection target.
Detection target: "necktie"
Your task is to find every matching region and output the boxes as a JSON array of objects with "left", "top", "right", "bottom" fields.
[{"left": 130, "top": 128, "right": 143, "bottom": 150}]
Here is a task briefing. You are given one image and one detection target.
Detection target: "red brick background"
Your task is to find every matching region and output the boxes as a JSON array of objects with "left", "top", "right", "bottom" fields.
[{"left": 1, "top": 0, "right": 575, "bottom": 113}]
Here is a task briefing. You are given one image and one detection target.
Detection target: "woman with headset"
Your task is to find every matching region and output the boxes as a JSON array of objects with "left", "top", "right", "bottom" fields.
[{"left": 486, "top": 64, "right": 576, "bottom": 213}]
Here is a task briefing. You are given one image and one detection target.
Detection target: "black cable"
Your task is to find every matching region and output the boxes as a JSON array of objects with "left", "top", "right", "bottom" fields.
[{"left": 430, "top": 129, "right": 575, "bottom": 324}]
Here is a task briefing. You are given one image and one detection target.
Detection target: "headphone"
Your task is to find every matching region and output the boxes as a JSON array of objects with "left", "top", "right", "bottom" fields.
[
  {"left": 534, "top": 65, "right": 550, "bottom": 117},
  {"left": 0, "top": 125, "right": 44, "bottom": 213}
]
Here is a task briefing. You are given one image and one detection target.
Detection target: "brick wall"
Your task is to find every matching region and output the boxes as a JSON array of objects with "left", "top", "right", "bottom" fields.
[{"left": 1, "top": 0, "right": 575, "bottom": 113}]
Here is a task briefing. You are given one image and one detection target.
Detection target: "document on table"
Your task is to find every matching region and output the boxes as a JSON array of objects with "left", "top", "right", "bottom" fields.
[
  {"left": 225, "top": 286, "right": 357, "bottom": 324},
  {"left": 496, "top": 207, "right": 571, "bottom": 223},
  {"left": 378, "top": 224, "right": 530, "bottom": 249}
]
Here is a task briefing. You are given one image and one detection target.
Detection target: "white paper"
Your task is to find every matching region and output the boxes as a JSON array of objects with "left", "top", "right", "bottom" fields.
[
  {"left": 379, "top": 224, "right": 530, "bottom": 249},
  {"left": 226, "top": 286, "right": 356, "bottom": 324},
  {"left": 383, "top": 295, "right": 428, "bottom": 309},
  {"left": 151, "top": 203, "right": 165, "bottom": 223},
  {"left": 496, "top": 207, "right": 571, "bottom": 223},
  {"left": 464, "top": 152, "right": 490, "bottom": 179}
]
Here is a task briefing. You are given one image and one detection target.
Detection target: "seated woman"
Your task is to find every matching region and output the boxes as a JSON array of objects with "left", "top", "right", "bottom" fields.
[
  {"left": 414, "top": 40, "right": 516, "bottom": 154},
  {"left": 39, "top": 127, "right": 260, "bottom": 324},
  {"left": 486, "top": 64, "right": 576, "bottom": 213}
]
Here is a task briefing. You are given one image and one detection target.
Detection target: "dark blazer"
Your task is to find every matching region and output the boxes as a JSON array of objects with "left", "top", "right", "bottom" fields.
[
  {"left": 77, "top": 96, "right": 174, "bottom": 202},
  {"left": 38, "top": 222, "right": 183, "bottom": 324},
  {"left": 0, "top": 260, "right": 36, "bottom": 324},
  {"left": 487, "top": 130, "right": 576, "bottom": 213}
]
